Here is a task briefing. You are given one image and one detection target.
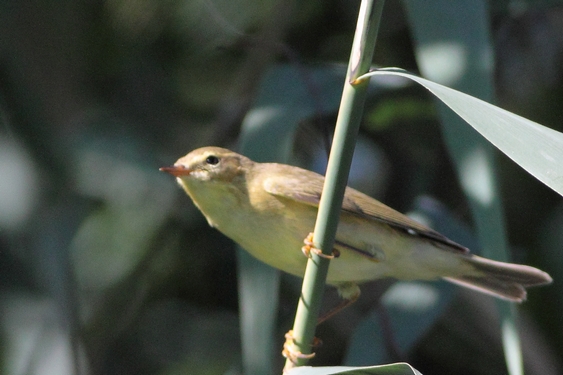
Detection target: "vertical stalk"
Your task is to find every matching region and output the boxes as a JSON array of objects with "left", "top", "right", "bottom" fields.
[{"left": 283, "top": 0, "right": 384, "bottom": 371}]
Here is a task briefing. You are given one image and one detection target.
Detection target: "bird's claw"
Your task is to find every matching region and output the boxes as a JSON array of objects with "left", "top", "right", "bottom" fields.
[
  {"left": 301, "top": 232, "right": 340, "bottom": 259},
  {"left": 282, "top": 330, "right": 321, "bottom": 365}
]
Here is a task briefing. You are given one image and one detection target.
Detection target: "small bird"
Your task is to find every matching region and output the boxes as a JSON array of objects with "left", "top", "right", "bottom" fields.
[{"left": 161, "top": 146, "right": 552, "bottom": 303}]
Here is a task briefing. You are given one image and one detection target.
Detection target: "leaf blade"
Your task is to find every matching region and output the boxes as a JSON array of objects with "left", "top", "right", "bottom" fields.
[{"left": 361, "top": 68, "right": 563, "bottom": 197}]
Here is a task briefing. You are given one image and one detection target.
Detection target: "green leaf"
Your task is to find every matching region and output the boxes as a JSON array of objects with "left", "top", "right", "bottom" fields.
[
  {"left": 287, "top": 363, "right": 422, "bottom": 375},
  {"left": 360, "top": 68, "right": 563, "bottom": 197}
]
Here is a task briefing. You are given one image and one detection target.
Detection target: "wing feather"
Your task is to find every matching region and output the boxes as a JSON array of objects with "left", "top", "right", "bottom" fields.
[{"left": 262, "top": 164, "right": 468, "bottom": 254}]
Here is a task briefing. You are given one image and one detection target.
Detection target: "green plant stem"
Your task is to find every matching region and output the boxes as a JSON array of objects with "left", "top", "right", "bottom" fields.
[{"left": 283, "top": 0, "right": 384, "bottom": 371}]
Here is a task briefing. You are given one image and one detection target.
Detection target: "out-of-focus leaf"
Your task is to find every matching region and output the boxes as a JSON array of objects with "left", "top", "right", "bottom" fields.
[
  {"left": 345, "top": 281, "right": 454, "bottom": 366},
  {"left": 239, "top": 64, "right": 347, "bottom": 159},
  {"left": 0, "top": 293, "right": 89, "bottom": 375},
  {"left": 0, "top": 137, "right": 39, "bottom": 231},
  {"left": 71, "top": 143, "right": 176, "bottom": 290},
  {"left": 136, "top": 300, "right": 240, "bottom": 375},
  {"left": 491, "top": 0, "right": 563, "bottom": 13}
]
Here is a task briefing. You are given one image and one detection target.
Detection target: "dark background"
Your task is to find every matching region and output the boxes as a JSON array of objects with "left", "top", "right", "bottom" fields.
[{"left": 0, "top": 1, "right": 562, "bottom": 374}]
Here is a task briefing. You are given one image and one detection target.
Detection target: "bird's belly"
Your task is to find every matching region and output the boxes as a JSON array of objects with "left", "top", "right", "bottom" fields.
[
  {"left": 219, "top": 209, "right": 395, "bottom": 283},
  {"left": 218, "top": 207, "right": 315, "bottom": 278},
  {"left": 215, "top": 208, "right": 468, "bottom": 286}
]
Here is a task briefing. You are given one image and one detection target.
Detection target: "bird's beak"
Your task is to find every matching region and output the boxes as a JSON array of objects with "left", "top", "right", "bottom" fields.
[{"left": 159, "top": 165, "right": 191, "bottom": 177}]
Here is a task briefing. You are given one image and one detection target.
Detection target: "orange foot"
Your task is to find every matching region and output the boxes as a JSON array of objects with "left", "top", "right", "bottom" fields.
[
  {"left": 282, "top": 330, "right": 321, "bottom": 365},
  {"left": 301, "top": 232, "right": 340, "bottom": 259}
]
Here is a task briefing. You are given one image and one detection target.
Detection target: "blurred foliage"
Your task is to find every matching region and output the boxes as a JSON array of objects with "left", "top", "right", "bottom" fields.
[{"left": 0, "top": 1, "right": 562, "bottom": 374}]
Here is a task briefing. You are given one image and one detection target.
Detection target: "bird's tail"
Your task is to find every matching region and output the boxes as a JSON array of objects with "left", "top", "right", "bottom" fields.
[{"left": 443, "top": 255, "right": 552, "bottom": 302}]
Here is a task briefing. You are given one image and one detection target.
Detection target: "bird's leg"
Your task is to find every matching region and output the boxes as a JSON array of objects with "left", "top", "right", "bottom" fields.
[
  {"left": 282, "top": 289, "right": 359, "bottom": 364},
  {"left": 301, "top": 232, "right": 341, "bottom": 259},
  {"left": 301, "top": 233, "right": 359, "bottom": 323},
  {"left": 283, "top": 235, "right": 355, "bottom": 364},
  {"left": 317, "top": 284, "right": 360, "bottom": 325}
]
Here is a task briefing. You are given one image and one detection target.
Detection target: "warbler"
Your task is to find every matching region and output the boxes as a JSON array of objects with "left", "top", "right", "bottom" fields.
[{"left": 161, "top": 146, "right": 551, "bottom": 302}]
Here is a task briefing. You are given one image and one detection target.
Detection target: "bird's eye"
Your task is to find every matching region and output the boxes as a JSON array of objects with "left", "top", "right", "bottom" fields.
[{"left": 205, "top": 155, "right": 220, "bottom": 165}]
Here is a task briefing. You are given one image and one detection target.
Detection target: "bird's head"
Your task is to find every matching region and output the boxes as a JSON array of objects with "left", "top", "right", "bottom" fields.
[{"left": 160, "top": 147, "right": 250, "bottom": 184}]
